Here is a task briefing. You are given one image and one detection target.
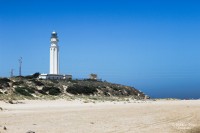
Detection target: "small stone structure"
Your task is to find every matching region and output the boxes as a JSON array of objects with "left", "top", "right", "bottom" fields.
[{"left": 89, "top": 74, "right": 98, "bottom": 80}]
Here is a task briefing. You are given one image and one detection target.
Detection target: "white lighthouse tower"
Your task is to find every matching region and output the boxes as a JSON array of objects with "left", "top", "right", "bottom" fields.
[
  {"left": 39, "top": 31, "right": 72, "bottom": 80},
  {"left": 50, "top": 31, "right": 59, "bottom": 74}
]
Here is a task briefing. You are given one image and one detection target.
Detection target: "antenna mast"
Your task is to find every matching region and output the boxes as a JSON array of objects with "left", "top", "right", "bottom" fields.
[
  {"left": 19, "top": 57, "right": 22, "bottom": 76},
  {"left": 10, "top": 69, "right": 14, "bottom": 77}
]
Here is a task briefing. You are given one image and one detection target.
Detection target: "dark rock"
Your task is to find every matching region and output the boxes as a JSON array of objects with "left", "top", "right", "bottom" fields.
[
  {"left": 8, "top": 100, "right": 14, "bottom": 104},
  {"left": 26, "top": 130, "right": 35, "bottom": 133}
]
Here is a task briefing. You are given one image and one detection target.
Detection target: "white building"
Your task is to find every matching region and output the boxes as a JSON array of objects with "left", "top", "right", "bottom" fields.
[
  {"left": 39, "top": 74, "right": 64, "bottom": 80},
  {"left": 39, "top": 31, "right": 72, "bottom": 80},
  {"left": 39, "top": 74, "right": 72, "bottom": 80}
]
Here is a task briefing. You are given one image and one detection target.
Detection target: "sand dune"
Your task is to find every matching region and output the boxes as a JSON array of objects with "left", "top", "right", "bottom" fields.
[{"left": 0, "top": 99, "right": 200, "bottom": 133}]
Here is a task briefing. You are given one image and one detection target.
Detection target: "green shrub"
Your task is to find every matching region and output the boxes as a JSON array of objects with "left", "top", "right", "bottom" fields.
[
  {"left": 49, "top": 87, "right": 61, "bottom": 95},
  {"left": 32, "top": 72, "right": 40, "bottom": 78},
  {"left": 0, "top": 82, "right": 10, "bottom": 88},
  {"left": 104, "top": 92, "right": 110, "bottom": 96},
  {"left": 66, "top": 85, "right": 97, "bottom": 95},
  {"left": 13, "top": 81, "right": 24, "bottom": 86},
  {"left": 37, "top": 90, "right": 47, "bottom": 95},
  {"left": 126, "top": 89, "right": 134, "bottom": 95},
  {"left": 24, "top": 75, "right": 33, "bottom": 79},
  {"left": 70, "top": 80, "right": 78, "bottom": 83},
  {"left": 26, "top": 87, "right": 35, "bottom": 93},
  {"left": 42, "top": 87, "right": 51, "bottom": 92},
  {"left": 24, "top": 72, "right": 40, "bottom": 79},
  {"left": 15, "top": 87, "right": 32, "bottom": 96},
  {"left": 50, "top": 80, "right": 59, "bottom": 84},
  {"left": 0, "top": 78, "right": 11, "bottom": 84},
  {"left": 113, "top": 87, "right": 121, "bottom": 91},
  {"left": 33, "top": 80, "right": 44, "bottom": 86},
  {"left": 42, "top": 87, "right": 61, "bottom": 95},
  {"left": 0, "top": 78, "right": 11, "bottom": 88}
]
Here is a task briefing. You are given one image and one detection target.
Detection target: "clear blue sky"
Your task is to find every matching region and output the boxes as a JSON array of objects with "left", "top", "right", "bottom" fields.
[{"left": 1, "top": 0, "right": 200, "bottom": 99}]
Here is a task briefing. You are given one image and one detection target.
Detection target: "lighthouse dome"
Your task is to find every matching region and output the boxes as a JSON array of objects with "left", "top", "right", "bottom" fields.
[
  {"left": 51, "top": 31, "right": 58, "bottom": 38},
  {"left": 52, "top": 31, "right": 56, "bottom": 34}
]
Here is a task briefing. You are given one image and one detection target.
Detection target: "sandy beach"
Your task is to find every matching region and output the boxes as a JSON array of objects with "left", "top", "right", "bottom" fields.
[{"left": 0, "top": 99, "right": 200, "bottom": 133}]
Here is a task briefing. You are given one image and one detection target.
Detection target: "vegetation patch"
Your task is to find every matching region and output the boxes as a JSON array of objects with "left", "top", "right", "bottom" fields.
[
  {"left": 37, "top": 90, "right": 47, "bottom": 95},
  {"left": 25, "top": 87, "right": 35, "bottom": 93},
  {"left": 112, "top": 87, "right": 121, "bottom": 91},
  {"left": 13, "top": 81, "right": 24, "bottom": 86},
  {"left": 14, "top": 87, "right": 33, "bottom": 97},
  {"left": 0, "top": 78, "right": 10, "bottom": 88},
  {"left": 33, "top": 80, "right": 44, "bottom": 86},
  {"left": 42, "top": 87, "right": 61, "bottom": 95},
  {"left": 24, "top": 72, "right": 40, "bottom": 79},
  {"left": 66, "top": 84, "right": 97, "bottom": 95},
  {"left": 0, "top": 78, "right": 11, "bottom": 84},
  {"left": 42, "top": 87, "right": 51, "bottom": 92},
  {"left": 50, "top": 80, "right": 59, "bottom": 84},
  {"left": 0, "top": 75, "right": 146, "bottom": 99},
  {"left": 49, "top": 87, "right": 61, "bottom": 95},
  {"left": 0, "top": 82, "right": 10, "bottom": 88}
]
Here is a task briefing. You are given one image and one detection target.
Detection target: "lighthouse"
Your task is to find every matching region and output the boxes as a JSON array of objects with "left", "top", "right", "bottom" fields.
[
  {"left": 50, "top": 31, "right": 59, "bottom": 74},
  {"left": 39, "top": 31, "right": 72, "bottom": 80}
]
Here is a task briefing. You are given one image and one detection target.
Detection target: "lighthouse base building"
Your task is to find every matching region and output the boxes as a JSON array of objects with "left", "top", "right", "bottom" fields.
[
  {"left": 39, "top": 74, "right": 71, "bottom": 80},
  {"left": 39, "top": 31, "right": 72, "bottom": 80}
]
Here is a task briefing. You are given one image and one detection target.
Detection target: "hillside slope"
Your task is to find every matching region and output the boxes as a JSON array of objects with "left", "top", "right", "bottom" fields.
[{"left": 0, "top": 76, "right": 148, "bottom": 100}]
